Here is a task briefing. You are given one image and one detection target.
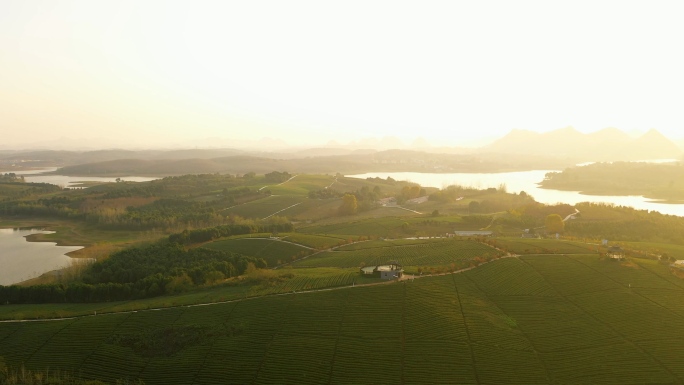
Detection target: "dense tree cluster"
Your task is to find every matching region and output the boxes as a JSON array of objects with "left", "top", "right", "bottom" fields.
[
  {"left": 350, "top": 185, "right": 383, "bottom": 211},
  {"left": 545, "top": 213, "right": 565, "bottom": 233},
  {"left": 101, "top": 185, "right": 160, "bottom": 198},
  {"left": 308, "top": 189, "right": 342, "bottom": 199},
  {"left": 0, "top": 243, "right": 266, "bottom": 304},
  {"left": 123, "top": 199, "right": 217, "bottom": 225},
  {"left": 429, "top": 185, "right": 470, "bottom": 203},
  {"left": 0, "top": 172, "right": 275, "bottom": 230},
  {"left": 0, "top": 173, "right": 24, "bottom": 183},
  {"left": 0, "top": 182, "right": 61, "bottom": 202},
  {"left": 565, "top": 203, "right": 684, "bottom": 244},
  {"left": 365, "top": 176, "right": 396, "bottom": 184},
  {"left": 338, "top": 194, "right": 358, "bottom": 215},
  {"left": 264, "top": 171, "right": 292, "bottom": 182},
  {"left": 0, "top": 193, "right": 81, "bottom": 217},
  {"left": 541, "top": 162, "right": 684, "bottom": 202},
  {"left": 398, "top": 185, "right": 426, "bottom": 202},
  {"left": 504, "top": 202, "right": 575, "bottom": 228}
]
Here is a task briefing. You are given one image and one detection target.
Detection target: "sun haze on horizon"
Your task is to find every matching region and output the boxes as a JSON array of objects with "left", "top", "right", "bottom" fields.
[{"left": 1, "top": 0, "right": 683, "bottom": 149}]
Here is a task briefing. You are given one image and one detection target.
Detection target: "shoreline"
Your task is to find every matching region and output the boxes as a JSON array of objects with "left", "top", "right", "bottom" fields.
[
  {"left": 0, "top": 227, "right": 85, "bottom": 287},
  {"left": 537, "top": 185, "right": 684, "bottom": 205}
]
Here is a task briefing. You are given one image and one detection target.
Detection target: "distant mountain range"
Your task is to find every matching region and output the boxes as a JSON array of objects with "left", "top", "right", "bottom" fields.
[
  {"left": 2, "top": 128, "right": 681, "bottom": 176},
  {"left": 485, "top": 127, "right": 682, "bottom": 162}
]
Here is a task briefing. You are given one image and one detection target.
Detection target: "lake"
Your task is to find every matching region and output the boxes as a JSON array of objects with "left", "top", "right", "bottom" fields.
[
  {"left": 0, "top": 229, "right": 83, "bottom": 286},
  {"left": 347, "top": 171, "right": 684, "bottom": 217},
  {"left": 1, "top": 167, "right": 158, "bottom": 188}
]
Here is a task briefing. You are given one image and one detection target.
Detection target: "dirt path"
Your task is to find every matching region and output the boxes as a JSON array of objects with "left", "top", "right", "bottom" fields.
[
  {"left": 385, "top": 206, "right": 423, "bottom": 214},
  {"left": 0, "top": 251, "right": 519, "bottom": 323},
  {"left": 237, "top": 236, "right": 317, "bottom": 251},
  {"left": 261, "top": 202, "right": 302, "bottom": 220},
  {"left": 258, "top": 174, "right": 299, "bottom": 191}
]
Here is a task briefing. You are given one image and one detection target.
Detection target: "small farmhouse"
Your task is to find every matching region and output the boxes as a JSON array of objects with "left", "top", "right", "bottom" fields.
[
  {"left": 360, "top": 261, "right": 403, "bottom": 280},
  {"left": 607, "top": 246, "right": 625, "bottom": 260}
]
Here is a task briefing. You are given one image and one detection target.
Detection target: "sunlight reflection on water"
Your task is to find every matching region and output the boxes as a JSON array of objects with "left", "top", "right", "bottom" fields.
[{"left": 347, "top": 171, "right": 684, "bottom": 217}]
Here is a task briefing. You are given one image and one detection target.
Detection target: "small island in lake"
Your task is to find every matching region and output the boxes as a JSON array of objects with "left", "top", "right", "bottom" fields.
[{"left": 540, "top": 161, "right": 684, "bottom": 203}]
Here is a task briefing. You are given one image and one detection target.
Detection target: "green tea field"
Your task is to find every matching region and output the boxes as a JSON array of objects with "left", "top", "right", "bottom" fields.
[
  {"left": 294, "top": 238, "right": 502, "bottom": 268},
  {"left": 2, "top": 254, "right": 683, "bottom": 384},
  {"left": 202, "top": 237, "right": 313, "bottom": 266}
]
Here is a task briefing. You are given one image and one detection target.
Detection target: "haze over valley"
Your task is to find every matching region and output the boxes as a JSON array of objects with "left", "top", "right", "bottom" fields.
[{"left": 2, "top": 1, "right": 684, "bottom": 384}]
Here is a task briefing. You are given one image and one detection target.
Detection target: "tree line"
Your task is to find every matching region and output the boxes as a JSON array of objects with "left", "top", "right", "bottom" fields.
[
  {"left": 167, "top": 221, "right": 294, "bottom": 245},
  {"left": 0, "top": 243, "right": 266, "bottom": 304}
]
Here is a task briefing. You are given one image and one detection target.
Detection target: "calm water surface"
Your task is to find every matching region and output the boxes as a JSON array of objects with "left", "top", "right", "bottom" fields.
[
  {"left": 0, "top": 168, "right": 153, "bottom": 284},
  {"left": 348, "top": 171, "right": 684, "bottom": 217},
  {"left": 0, "top": 229, "right": 82, "bottom": 286},
  {"left": 1, "top": 167, "right": 158, "bottom": 188}
]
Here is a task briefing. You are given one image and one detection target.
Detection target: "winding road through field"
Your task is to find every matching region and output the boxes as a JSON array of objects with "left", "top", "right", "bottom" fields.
[{"left": 0, "top": 247, "right": 518, "bottom": 323}]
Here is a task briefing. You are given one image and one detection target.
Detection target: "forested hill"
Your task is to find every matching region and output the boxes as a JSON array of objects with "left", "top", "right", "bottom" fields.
[
  {"left": 55, "top": 151, "right": 574, "bottom": 176},
  {"left": 541, "top": 162, "right": 684, "bottom": 202}
]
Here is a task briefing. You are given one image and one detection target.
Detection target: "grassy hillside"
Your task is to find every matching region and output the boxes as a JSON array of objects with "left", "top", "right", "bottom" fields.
[
  {"left": 6, "top": 169, "right": 684, "bottom": 384},
  {"left": 202, "top": 237, "right": 313, "bottom": 267},
  {"left": 1, "top": 254, "right": 683, "bottom": 384},
  {"left": 294, "top": 238, "right": 501, "bottom": 269}
]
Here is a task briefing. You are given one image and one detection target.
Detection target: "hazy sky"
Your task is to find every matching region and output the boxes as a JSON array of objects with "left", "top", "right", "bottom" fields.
[{"left": 2, "top": 1, "right": 683, "bottom": 149}]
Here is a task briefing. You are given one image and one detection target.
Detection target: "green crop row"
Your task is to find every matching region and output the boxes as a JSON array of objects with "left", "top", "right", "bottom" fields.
[
  {"left": 222, "top": 195, "right": 306, "bottom": 219},
  {"left": 294, "top": 239, "right": 501, "bottom": 268},
  {"left": 280, "top": 233, "right": 346, "bottom": 249},
  {"left": 488, "top": 238, "right": 598, "bottom": 255},
  {"left": 203, "top": 237, "right": 312, "bottom": 267},
  {"left": 2, "top": 253, "right": 684, "bottom": 384}
]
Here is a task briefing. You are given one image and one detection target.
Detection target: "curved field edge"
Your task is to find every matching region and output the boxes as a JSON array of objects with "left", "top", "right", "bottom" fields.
[
  {"left": 1, "top": 255, "right": 684, "bottom": 384},
  {"left": 0, "top": 267, "right": 368, "bottom": 321}
]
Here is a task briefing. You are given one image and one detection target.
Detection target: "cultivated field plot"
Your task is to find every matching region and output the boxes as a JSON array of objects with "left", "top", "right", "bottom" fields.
[
  {"left": 294, "top": 239, "right": 502, "bottom": 268},
  {"left": 280, "top": 233, "right": 346, "bottom": 249},
  {"left": 297, "top": 217, "right": 415, "bottom": 237},
  {"left": 297, "top": 216, "right": 453, "bottom": 238},
  {"left": 269, "top": 197, "right": 339, "bottom": 219},
  {"left": 490, "top": 238, "right": 598, "bottom": 254},
  {"left": 244, "top": 268, "right": 360, "bottom": 297},
  {"left": 4, "top": 256, "right": 684, "bottom": 384},
  {"left": 623, "top": 241, "right": 684, "bottom": 261},
  {"left": 0, "top": 183, "right": 35, "bottom": 200},
  {"left": 334, "top": 238, "right": 437, "bottom": 251},
  {"left": 203, "top": 237, "right": 312, "bottom": 266},
  {"left": 0, "top": 268, "right": 361, "bottom": 321},
  {"left": 264, "top": 174, "right": 335, "bottom": 196},
  {"left": 298, "top": 215, "right": 477, "bottom": 238},
  {"left": 464, "top": 257, "right": 557, "bottom": 296},
  {"left": 222, "top": 195, "right": 305, "bottom": 219}
]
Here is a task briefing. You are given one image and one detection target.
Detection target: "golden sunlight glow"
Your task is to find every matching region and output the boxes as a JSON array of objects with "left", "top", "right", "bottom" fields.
[{"left": 1, "top": 0, "right": 683, "bottom": 148}]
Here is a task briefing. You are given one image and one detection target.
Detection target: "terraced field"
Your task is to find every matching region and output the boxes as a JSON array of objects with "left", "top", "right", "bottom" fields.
[
  {"left": 222, "top": 195, "right": 306, "bottom": 219},
  {"left": 298, "top": 217, "right": 411, "bottom": 236},
  {"left": 623, "top": 241, "right": 684, "bottom": 260},
  {"left": 489, "top": 237, "right": 599, "bottom": 254},
  {"left": 334, "top": 238, "right": 438, "bottom": 250},
  {"left": 293, "top": 238, "right": 502, "bottom": 268},
  {"left": 264, "top": 174, "right": 335, "bottom": 196},
  {"left": 298, "top": 215, "right": 486, "bottom": 238},
  {"left": 2, "top": 254, "right": 684, "bottom": 384},
  {"left": 0, "top": 268, "right": 361, "bottom": 321},
  {"left": 279, "top": 233, "right": 347, "bottom": 249},
  {"left": 202, "top": 237, "right": 312, "bottom": 266}
]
